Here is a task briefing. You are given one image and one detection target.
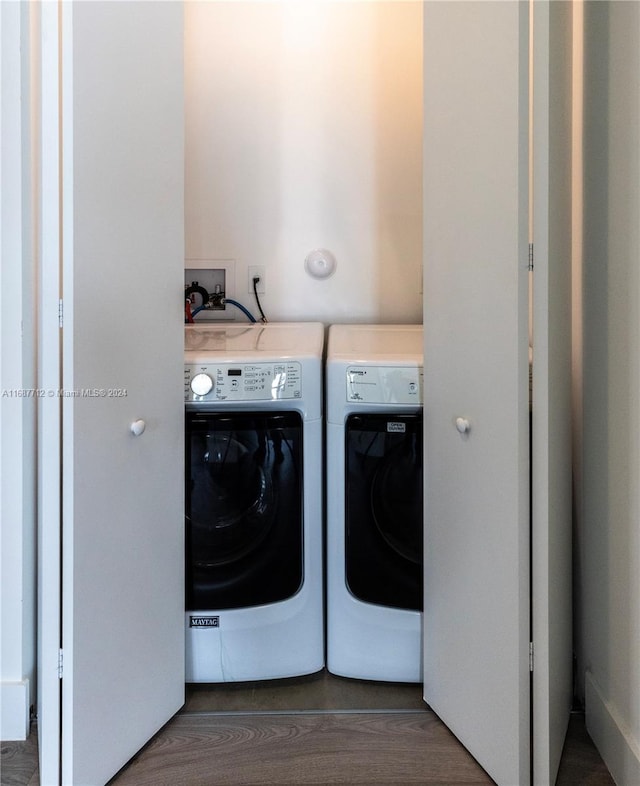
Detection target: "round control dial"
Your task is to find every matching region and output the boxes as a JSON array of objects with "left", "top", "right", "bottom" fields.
[{"left": 190, "top": 373, "right": 214, "bottom": 396}]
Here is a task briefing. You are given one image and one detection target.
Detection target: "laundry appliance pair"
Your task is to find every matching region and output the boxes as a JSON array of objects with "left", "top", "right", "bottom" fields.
[{"left": 184, "top": 322, "right": 423, "bottom": 684}]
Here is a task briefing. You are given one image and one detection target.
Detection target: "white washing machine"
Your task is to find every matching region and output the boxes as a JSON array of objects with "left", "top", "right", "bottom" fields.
[
  {"left": 184, "top": 322, "right": 324, "bottom": 682},
  {"left": 326, "top": 324, "right": 424, "bottom": 683}
]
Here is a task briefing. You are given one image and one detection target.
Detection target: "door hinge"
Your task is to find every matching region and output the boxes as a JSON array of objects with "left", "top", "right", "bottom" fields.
[
  {"left": 529, "top": 642, "right": 534, "bottom": 672},
  {"left": 58, "top": 649, "right": 64, "bottom": 679},
  {"left": 58, "top": 299, "right": 64, "bottom": 329},
  {"left": 528, "top": 243, "right": 534, "bottom": 272}
]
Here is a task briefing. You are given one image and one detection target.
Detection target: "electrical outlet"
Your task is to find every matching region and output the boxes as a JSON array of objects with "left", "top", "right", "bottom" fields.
[{"left": 248, "top": 265, "right": 266, "bottom": 294}]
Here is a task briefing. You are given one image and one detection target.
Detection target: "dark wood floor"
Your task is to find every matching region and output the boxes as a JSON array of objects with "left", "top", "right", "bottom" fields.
[
  {"left": 0, "top": 713, "right": 615, "bottom": 786},
  {"left": 1, "top": 674, "right": 615, "bottom": 786},
  {"left": 111, "top": 711, "right": 493, "bottom": 786}
]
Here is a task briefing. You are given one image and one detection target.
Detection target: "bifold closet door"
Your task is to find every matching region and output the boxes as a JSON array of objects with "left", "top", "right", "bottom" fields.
[
  {"left": 39, "top": 3, "right": 185, "bottom": 784},
  {"left": 422, "top": 3, "right": 531, "bottom": 785},
  {"left": 422, "top": 2, "right": 573, "bottom": 786},
  {"left": 531, "top": 2, "right": 574, "bottom": 783}
]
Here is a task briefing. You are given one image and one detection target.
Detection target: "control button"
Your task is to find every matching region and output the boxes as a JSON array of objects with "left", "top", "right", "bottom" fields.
[{"left": 191, "top": 373, "right": 214, "bottom": 396}]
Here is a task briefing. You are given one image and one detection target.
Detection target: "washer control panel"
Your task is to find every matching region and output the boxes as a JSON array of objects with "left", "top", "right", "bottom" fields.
[
  {"left": 185, "top": 361, "right": 302, "bottom": 403},
  {"left": 346, "top": 365, "right": 423, "bottom": 405}
]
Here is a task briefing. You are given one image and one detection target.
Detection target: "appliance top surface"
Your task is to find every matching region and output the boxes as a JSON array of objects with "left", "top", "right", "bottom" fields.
[
  {"left": 185, "top": 322, "right": 324, "bottom": 361},
  {"left": 327, "top": 324, "right": 423, "bottom": 364}
]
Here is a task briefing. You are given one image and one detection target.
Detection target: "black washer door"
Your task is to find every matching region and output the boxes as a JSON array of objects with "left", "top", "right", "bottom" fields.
[
  {"left": 345, "top": 413, "right": 423, "bottom": 610},
  {"left": 186, "top": 411, "right": 303, "bottom": 610}
]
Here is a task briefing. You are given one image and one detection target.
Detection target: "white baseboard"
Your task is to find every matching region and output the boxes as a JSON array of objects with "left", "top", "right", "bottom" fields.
[
  {"left": 585, "top": 670, "right": 640, "bottom": 786},
  {"left": 0, "top": 679, "right": 30, "bottom": 740}
]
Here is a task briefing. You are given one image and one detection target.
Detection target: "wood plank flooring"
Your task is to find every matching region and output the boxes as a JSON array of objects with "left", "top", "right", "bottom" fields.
[
  {"left": 0, "top": 729, "right": 39, "bottom": 786},
  {"left": 2, "top": 712, "right": 616, "bottom": 786},
  {"left": 110, "top": 711, "right": 491, "bottom": 786},
  {"left": 1, "top": 672, "right": 616, "bottom": 786},
  {"left": 555, "top": 714, "right": 617, "bottom": 786}
]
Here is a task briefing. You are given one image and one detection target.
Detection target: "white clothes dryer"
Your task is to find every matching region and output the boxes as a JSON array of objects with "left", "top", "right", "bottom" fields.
[
  {"left": 326, "top": 324, "right": 423, "bottom": 683},
  {"left": 184, "top": 322, "right": 324, "bottom": 682}
]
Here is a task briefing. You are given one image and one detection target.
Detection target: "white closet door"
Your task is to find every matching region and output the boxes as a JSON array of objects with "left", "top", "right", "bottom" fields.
[
  {"left": 40, "top": 3, "right": 185, "bottom": 785},
  {"left": 531, "top": 2, "right": 574, "bottom": 784},
  {"left": 422, "top": 3, "right": 531, "bottom": 786},
  {"left": 38, "top": 2, "right": 63, "bottom": 781}
]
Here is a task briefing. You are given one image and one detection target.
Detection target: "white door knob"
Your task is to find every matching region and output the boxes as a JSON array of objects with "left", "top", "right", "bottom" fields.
[
  {"left": 455, "top": 417, "right": 470, "bottom": 434},
  {"left": 130, "top": 419, "right": 146, "bottom": 436}
]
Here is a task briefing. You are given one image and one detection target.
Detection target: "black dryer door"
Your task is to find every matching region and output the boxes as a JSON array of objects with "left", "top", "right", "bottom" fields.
[{"left": 345, "top": 412, "right": 423, "bottom": 611}]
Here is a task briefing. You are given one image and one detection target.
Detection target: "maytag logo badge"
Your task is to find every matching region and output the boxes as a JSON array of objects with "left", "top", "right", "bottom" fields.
[
  {"left": 387, "top": 422, "right": 406, "bottom": 433},
  {"left": 190, "top": 616, "right": 220, "bottom": 629}
]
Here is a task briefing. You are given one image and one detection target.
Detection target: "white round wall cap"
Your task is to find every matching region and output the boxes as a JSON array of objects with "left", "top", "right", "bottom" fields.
[{"left": 304, "top": 249, "right": 337, "bottom": 279}]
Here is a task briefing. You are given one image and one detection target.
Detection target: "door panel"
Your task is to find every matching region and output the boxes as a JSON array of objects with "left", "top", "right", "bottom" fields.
[
  {"left": 531, "top": 2, "right": 574, "bottom": 783},
  {"left": 422, "top": 3, "right": 531, "bottom": 785},
  {"left": 38, "top": 3, "right": 63, "bottom": 781},
  {"left": 59, "top": 3, "right": 184, "bottom": 784}
]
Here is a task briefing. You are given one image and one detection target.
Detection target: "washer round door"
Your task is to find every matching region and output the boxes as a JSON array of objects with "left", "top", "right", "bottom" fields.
[
  {"left": 345, "top": 413, "right": 423, "bottom": 610},
  {"left": 186, "top": 411, "right": 303, "bottom": 611},
  {"left": 193, "top": 433, "right": 275, "bottom": 566}
]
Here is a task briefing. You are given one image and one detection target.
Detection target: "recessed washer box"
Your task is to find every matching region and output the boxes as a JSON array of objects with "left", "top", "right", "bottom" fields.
[{"left": 184, "top": 259, "right": 235, "bottom": 321}]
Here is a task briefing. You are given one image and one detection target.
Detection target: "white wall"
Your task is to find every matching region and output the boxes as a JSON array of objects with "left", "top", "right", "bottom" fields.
[
  {"left": 580, "top": 3, "right": 640, "bottom": 783},
  {"left": 0, "top": 0, "right": 37, "bottom": 741},
  {"left": 184, "top": 1, "right": 423, "bottom": 325}
]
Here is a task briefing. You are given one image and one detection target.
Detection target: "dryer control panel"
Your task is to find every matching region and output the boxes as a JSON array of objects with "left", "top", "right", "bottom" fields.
[
  {"left": 185, "top": 361, "right": 302, "bottom": 403},
  {"left": 346, "top": 365, "right": 423, "bottom": 405}
]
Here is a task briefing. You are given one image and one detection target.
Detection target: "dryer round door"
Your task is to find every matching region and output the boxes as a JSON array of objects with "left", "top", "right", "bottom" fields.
[
  {"left": 370, "top": 439, "right": 423, "bottom": 565},
  {"left": 345, "top": 412, "right": 423, "bottom": 611}
]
